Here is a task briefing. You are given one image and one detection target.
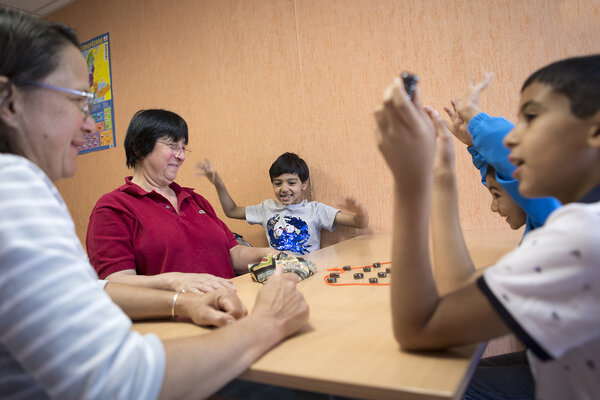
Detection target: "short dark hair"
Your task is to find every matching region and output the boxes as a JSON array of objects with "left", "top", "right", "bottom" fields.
[
  {"left": 0, "top": 6, "right": 80, "bottom": 154},
  {"left": 485, "top": 164, "right": 497, "bottom": 181},
  {"left": 269, "top": 152, "right": 309, "bottom": 182},
  {"left": 522, "top": 54, "right": 600, "bottom": 119},
  {"left": 124, "top": 109, "right": 189, "bottom": 169}
]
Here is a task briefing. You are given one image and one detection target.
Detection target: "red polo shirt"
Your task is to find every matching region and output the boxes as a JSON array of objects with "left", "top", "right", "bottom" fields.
[{"left": 86, "top": 177, "right": 237, "bottom": 279}]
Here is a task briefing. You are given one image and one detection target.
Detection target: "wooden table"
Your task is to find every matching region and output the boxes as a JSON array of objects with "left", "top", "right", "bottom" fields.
[{"left": 133, "top": 231, "right": 521, "bottom": 400}]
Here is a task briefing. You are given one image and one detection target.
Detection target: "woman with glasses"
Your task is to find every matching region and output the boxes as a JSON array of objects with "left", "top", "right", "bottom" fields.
[
  {"left": 0, "top": 7, "right": 308, "bottom": 399},
  {"left": 86, "top": 108, "right": 276, "bottom": 293}
]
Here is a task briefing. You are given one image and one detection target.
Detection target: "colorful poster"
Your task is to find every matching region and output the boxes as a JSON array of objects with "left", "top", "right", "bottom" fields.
[{"left": 79, "top": 33, "right": 116, "bottom": 154}]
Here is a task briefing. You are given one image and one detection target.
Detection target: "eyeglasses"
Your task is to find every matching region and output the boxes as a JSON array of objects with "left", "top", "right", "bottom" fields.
[
  {"left": 21, "top": 81, "right": 95, "bottom": 116},
  {"left": 157, "top": 140, "right": 191, "bottom": 155}
]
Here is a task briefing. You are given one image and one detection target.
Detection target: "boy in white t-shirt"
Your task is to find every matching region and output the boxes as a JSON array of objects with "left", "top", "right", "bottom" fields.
[
  {"left": 198, "top": 152, "right": 368, "bottom": 254},
  {"left": 374, "top": 55, "right": 600, "bottom": 399}
]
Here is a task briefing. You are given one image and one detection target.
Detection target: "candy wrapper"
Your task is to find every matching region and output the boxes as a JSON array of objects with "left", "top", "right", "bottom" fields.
[{"left": 249, "top": 252, "right": 318, "bottom": 283}]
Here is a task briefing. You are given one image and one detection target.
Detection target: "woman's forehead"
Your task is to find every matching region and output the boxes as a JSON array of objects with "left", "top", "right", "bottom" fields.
[{"left": 46, "top": 45, "right": 89, "bottom": 88}]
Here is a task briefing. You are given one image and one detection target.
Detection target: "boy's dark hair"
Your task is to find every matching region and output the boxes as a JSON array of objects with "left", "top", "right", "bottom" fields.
[
  {"left": 0, "top": 6, "right": 80, "bottom": 154},
  {"left": 124, "top": 109, "right": 188, "bottom": 169},
  {"left": 485, "top": 165, "right": 497, "bottom": 181},
  {"left": 522, "top": 54, "right": 600, "bottom": 119},
  {"left": 269, "top": 152, "right": 309, "bottom": 182}
]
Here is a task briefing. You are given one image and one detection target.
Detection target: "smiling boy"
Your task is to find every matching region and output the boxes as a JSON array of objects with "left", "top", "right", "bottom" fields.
[
  {"left": 198, "top": 152, "right": 368, "bottom": 254},
  {"left": 375, "top": 55, "right": 600, "bottom": 399}
]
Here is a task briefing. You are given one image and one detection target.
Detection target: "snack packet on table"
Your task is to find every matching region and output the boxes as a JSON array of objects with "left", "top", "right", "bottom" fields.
[{"left": 248, "top": 252, "right": 318, "bottom": 283}]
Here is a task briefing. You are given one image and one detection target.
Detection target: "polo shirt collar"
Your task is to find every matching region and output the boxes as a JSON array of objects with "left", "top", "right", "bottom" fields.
[{"left": 120, "top": 176, "right": 194, "bottom": 198}]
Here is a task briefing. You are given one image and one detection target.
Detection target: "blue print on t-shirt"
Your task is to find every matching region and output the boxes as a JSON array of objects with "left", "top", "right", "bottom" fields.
[{"left": 267, "top": 214, "right": 310, "bottom": 254}]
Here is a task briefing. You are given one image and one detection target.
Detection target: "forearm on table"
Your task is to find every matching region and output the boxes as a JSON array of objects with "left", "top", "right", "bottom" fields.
[
  {"left": 104, "top": 282, "right": 174, "bottom": 320},
  {"left": 390, "top": 183, "right": 440, "bottom": 347},
  {"left": 105, "top": 270, "right": 179, "bottom": 291},
  {"left": 230, "top": 246, "right": 272, "bottom": 274},
  {"left": 158, "top": 313, "right": 285, "bottom": 400},
  {"left": 431, "top": 174, "right": 477, "bottom": 294}
]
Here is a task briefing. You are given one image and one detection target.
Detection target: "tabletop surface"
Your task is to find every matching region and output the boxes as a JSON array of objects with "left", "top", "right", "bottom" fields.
[{"left": 132, "top": 231, "right": 521, "bottom": 400}]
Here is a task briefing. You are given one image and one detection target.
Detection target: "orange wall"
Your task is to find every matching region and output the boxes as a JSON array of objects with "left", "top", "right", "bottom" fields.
[{"left": 51, "top": 0, "right": 600, "bottom": 249}]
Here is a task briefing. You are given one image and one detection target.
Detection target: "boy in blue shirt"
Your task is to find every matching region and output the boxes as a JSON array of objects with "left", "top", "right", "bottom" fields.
[
  {"left": 445, "top": 74, "right": 561, "bottom": 235},
  {"left": 198, "top": 152, "right": 368, "bottom": 254}
]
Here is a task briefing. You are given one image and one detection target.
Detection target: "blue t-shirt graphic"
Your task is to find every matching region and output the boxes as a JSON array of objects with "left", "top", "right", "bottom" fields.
[
  {"left": 245, "top": 199, "right": 339, "bottom": 254},
  {"left": 266, "top": 214, "right": 310, "bottom": 254}
]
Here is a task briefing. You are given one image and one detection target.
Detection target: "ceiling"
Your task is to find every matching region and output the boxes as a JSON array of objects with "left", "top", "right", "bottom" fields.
[{"left": 0, "top": 0, "right": 75, "bottom": 17}]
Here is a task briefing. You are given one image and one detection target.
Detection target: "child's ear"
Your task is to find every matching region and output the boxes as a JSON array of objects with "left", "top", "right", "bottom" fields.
[
  {"left": 301, "top": 180, "right": 309, "bottom": 191},
  {"left": 586, "top": 111, "right": 600, "bottom": 149}
]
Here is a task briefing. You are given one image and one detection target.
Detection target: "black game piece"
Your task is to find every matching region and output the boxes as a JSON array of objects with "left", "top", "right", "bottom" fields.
[
  {"left": 353, "top": 273, "right": 364, "bottom": 279},
  {"left": 386, "top": 267, "right": 392, "bottom": 273},
  {"left": 369, "top": 278, "right": 378, "bottom": 284},
  {"left": 363, "top": 266, "right": 371, "bottom": 272},
  {"left": 372, "top": 262, "right": 381, "bottom": 268},
  {"left": 401, "top": 71, "right": 419, "bottom": 99},
  {"left": 378, "top": 272, "right": 387, "bottom": 278},
  {"left": 343, "top": 265, "right": 352, "bottom": 271},
  {"left": 329, "top": 272, "right": 340, "bottom": 278},
  {"left": 327, "top": 277, "right": 337, "bottom": 283}
]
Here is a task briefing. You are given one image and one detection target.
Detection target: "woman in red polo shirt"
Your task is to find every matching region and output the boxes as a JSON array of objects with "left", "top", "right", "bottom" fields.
[{"left": 86, "top": 109, "right": 274, "bottom": 293}]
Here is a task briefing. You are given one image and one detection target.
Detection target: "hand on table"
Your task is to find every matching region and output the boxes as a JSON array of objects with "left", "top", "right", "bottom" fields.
[
  {"left": 252, "top": 270, "right": 309, "bottom": 340},
  {"left": 168, "top": 272, "right": 235, "bottom": 294},
  {"left": 178, "top": 288, "right": 248, "bottom": 327}
]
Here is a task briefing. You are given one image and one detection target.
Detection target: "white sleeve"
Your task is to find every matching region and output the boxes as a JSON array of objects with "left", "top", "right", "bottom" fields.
[
  {"left": 0, "top": 156, "right": 165, "bottom": 400},
  {"left": 245, "top": 200, "right": 269, "bottom": 225},
  {"left": 479, "top": 203, "right": 600, "bottom": 360},
  {"left": 314, "top": 202, "right": 340, "bottom": 232}
]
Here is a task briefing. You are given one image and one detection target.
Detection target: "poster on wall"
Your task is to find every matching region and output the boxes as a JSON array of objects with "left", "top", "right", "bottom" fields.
[{"left": 79, "top": 33, "right": 116, "bottom": 154}]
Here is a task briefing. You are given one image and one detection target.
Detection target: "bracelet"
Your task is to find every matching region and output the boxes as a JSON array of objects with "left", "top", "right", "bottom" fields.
[{"left": 171, "top": 289, "right": 185, "bottom": 319}]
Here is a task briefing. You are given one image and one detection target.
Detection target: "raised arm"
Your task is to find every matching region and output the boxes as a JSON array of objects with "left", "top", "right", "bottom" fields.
[
  {"left": 373, "top": 79, "right": 508, "bottom": 350},
  {"left": 448, "top": 75, "right": 561, "bottom": 231},
  {"left": 197, "top": 158, "right": 246, "bottom": 220},
  {"left": 334, "top": 197, "right": 369, "bottom": 228},
  {"left": 428, "top": 107, "right": 480, "bottom": 295}
]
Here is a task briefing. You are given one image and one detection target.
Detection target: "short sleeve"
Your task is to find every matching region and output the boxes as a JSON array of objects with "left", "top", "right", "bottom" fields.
[
  {"left": 246, "top": 200, "right": 275, "bottom": 226},
  {"left": 314, "top": 202, "right": 340, "bottom": 232},
  {"left": 478, "top": 203, "right": 600, "bottom": 361},
  {"left": 246, "top": 204, "right": 265, "bottom": 225}
]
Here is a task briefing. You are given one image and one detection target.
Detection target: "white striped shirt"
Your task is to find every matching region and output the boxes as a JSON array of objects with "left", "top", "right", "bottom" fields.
[{"left": 0, "top": 154, "right": 165, "bottom": 400}]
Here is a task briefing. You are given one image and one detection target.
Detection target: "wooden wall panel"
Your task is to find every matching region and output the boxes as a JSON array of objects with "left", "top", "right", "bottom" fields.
[{"left": 50, "top": 0, "right": 600, "bottom": 250}]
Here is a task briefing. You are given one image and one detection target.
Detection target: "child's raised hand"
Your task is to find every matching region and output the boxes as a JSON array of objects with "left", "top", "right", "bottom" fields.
[
  {"left": 425, "top": 107, "right": 456, "bottom": 179},
  {"left": 443, "top": 99, "right": 473, "bottom": 146},
  {"left": 374, "top": 78, "right": 436, "bottom": 188},
  {"left": 454, "top": 73, "right": 493, "bottom": 125},
  {"left": 339, "top": 197, "right": 367, "bottom": 215},
  {"left": 196, "top": 158, "right": 219, "bottom": 185}
]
